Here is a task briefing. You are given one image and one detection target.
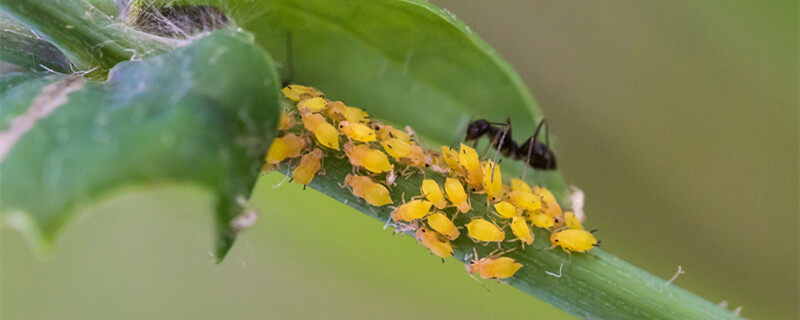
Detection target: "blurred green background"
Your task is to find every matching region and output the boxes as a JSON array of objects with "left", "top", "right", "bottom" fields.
[{"left": 2, "top": 1, "right": 797, "bottom": 319}]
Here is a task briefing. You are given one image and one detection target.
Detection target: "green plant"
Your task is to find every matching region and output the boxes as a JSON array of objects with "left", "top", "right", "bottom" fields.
[{"left": 0, "top": 1, "right": 743, "bottom": 319}]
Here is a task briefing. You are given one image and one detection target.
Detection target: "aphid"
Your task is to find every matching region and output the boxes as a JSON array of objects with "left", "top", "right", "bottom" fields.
[
  {"left": 506, "top": 190, "right": 542, "bottom": 212},
  {"left": 421, "top": 179, "right": 448, "bottom": 209},
  {"left": 550, "top": 229, "right": 598, "bottom": 253},
  {"left": 391, "top": 199, "right": 433, "bottom": 222},
  {"left": 440, "top": 146, "right": 461, "bottom": 172},
  {"left": 403, "top": 145, "right": 430, "bottom": 168},
  {"left": 564, "top": 211, "right": 583, "bottom": 230},
  {"left": 338, "top": 121, "right": 377, "bottom": 142},
  {"left": 344, "top": 174, "right": 393, "bottom": 207},
  {"left": 466, "top": 219, "right": 505, "bottom": 242},
  {"left": 494, "top": 201, "right": 519, "bottom": 218},
  {"left": 343, "top": 141, "right": 392, "bottom": 174},
  {"left": 426, "top": 150, "right": 450, "bottom": 173},
  {"left": 373, "top": 122, "right": 411, "bottom": 142},
  {"left": 282, "top": 84, "right": 322, "bottom": 101},
  {"left": 381, "top": 137, "right": 413, "bottom": 159},
  {"left": 529, "top": 213, "right": 554, "bottom": 229},
  {"left": 466, "top": 254, "right": 523, "bottom": 279},
  {"left": 415, "top": 227, "right": 453, "bottom": 258},
  {"left": 265, "top": 133, "right": 307, "bottom": 164},
  {"left": 300, "top": 109, "right": 340, "bottom": 150},
  {"left": 444, "top": 178, "right": 471, "bottom": 213},
  {"left": 297, "top": 97, "right": 327, "bottom": 112},
  {"left": 481, "top": 161, "right": 503, "bottom": 201},
  {"left": 458, "top": 144, "right": 483, "bottom": 188},
  {"left": 534, "top": 186, "right": 563, "bottom": 218},
  {"left": 510, "top": 216, "right": 534, "bottom": 246},
  {"left": 278, "top": 110, "right": 296, "bottom": 131},
  {"left": 510, "top": 178, "right": 533, "bottom": 194},
  {"left": 426, "top": 212, "right": 460, "bottom": 240},
  {"left": 292, "top": 148, "right": 324, "bottom": 185},
  {"left": 326, "top": 101, "right": 370, "bottom": 123}
]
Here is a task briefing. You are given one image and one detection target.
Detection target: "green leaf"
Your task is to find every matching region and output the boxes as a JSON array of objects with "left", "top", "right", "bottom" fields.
[
  {"left": 0, "top": 30, "right": 281, "bottom": 261},
  {"left": 0, "top": 12, "right": 72, "bottom": 73}
]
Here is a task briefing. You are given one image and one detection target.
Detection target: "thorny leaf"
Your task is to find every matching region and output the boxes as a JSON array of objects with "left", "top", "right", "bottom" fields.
[{"left": 0, "top": 30, "right": 281, "bottom": 261}]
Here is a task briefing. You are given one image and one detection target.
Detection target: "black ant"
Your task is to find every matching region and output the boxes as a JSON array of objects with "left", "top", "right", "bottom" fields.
[{"left": 464, "top": 118, "right": 557, "bottom": 170}]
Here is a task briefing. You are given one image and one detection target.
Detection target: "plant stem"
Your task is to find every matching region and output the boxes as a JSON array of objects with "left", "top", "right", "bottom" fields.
[
  {"left": 275, "top": 151, "right": 742, "bottom": 320},
  {"left": 0, "top": 0, "right": 168, "bottom": 75}
]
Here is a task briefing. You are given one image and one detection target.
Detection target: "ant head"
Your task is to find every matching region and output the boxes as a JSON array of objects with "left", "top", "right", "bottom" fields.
[{"left": 465, "top": 119, "right": 492, "bottom": 141}]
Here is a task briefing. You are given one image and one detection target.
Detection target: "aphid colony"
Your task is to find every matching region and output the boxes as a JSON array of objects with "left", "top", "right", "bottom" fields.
[{"left": 265, "top": 84, "right": 598, "bottom": 281}]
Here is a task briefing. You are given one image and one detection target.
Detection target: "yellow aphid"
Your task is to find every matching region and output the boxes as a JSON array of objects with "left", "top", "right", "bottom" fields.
[
  {"left": 466, "top": 219, "right": 505, "bottom": 242},
  {"left": 510, "top": 216, "right": 534, "bottom": 245},
  {"left": 415, "top": 227, "right": 453, "bottom": 258},
  {"left": 481, "top": 161, "right": 503, "bottom": 201},
  {"left": 374, "top": 123, "right": 411, "bottom": 142},
  {"left": 381, "top": 138, "right": 413, "bottom": 159},
  {"left": 292, "top": 149, "right": 324, "bottom": 185},
  {"left": 440, "top": 146, "right": 461, "bottom": 171},
  {"left": 391, "top": 199, "right": 433, "bottom": 222},
  {"left": 564, "top": 211, "right": 583, "bottom": 230},
  {"left": 338, "top": 121, "right": 376, "bottom": 142},
  {"left": 265, "top": 133, "right": 307, "bottom": 164},
  {"left": 494, "top": 201, "right": 519, "bottom": 218},
  {"left": 278, "top": 110, "right": 296, "bottom": 131},
  {"left": 300, "top": 109, "right": 340, "bottom": 150},
  {"left": 282, "top": 84, "right": 322, "bottom": 101},
  {"left": 326, "top": 101, "right": 370, "bottom": 123},
  {"left": 506, "top": 190, "right": 542, "bottom": 212},
  {"left": 535, "top": 186, "right": 563, "bottom": 217},
  {"left": 344, "top": 174, "right": 393, "bottom": 207},
  {"left": 529, "top": 213, "right": 554, "bottom": 229},
  {"left": 426, "top": 212, "right": 460, "bottom": 240},
  {"left": 466, "top": 255, "right": 523, "bottom": 279},
  {"left": 343, "top": 141, "right": 392, "bottom": 173},
  {"left": 551, "top": 229, "right": 598, "bottom": 253},
  {"left": 297, "top": 97, "right": 327, "bottom": 112},
  {"left": 458, "top": 143, "right": 481, "bottom": 170},
  {"left": 458, "top": 144, "right": 483, "bottom": 188},
  {"left": 404, "top": 145, "right": 430, "bottom": 168},
  {"left": 444, "top": 178, "right": 471, "bottom": 213},
  {"left": 511, "top": 179, "right": 533, "bottom": 194},
  {"left": 421, "top": 179, "right": 448, "bottom": 209}
]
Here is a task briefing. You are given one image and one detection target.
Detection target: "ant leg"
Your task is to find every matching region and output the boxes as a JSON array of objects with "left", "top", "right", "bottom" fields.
[
  {"left": 522, "top": 119, "right": 547, "bottom": 180},
  {"left": 489, "top": 119, "right": 511, "bottom": 182},
  {"left": 530, "top": 119, "right": 552, "bottom": 170}
]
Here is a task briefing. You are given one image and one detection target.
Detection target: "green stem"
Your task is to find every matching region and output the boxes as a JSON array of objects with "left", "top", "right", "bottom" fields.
[
  {"left": 0, "top": 0, "right": 168, "bottom": 74},
  {"left": 0, "top": 13, "right": 71, "bottom": 72},
  {"left": 276, "top": 151, "right": 742, "bottom": 320}
]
